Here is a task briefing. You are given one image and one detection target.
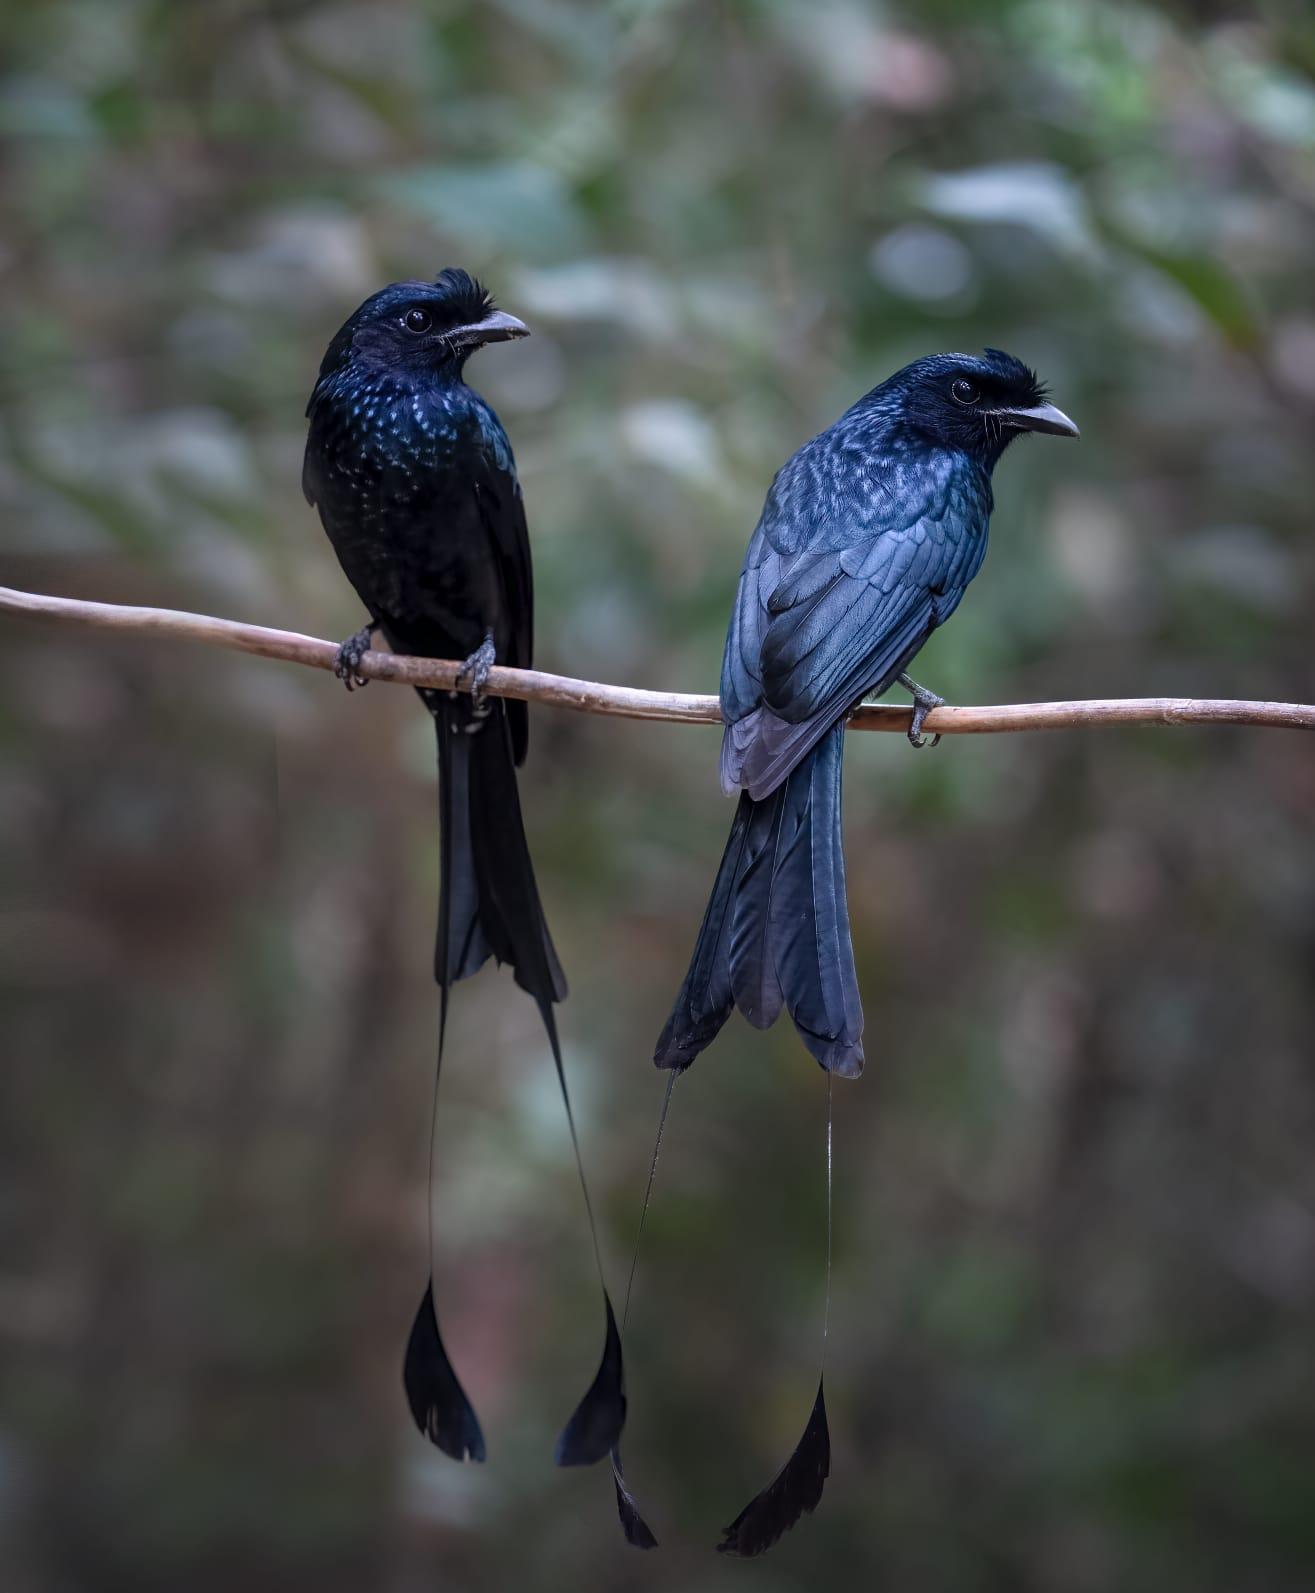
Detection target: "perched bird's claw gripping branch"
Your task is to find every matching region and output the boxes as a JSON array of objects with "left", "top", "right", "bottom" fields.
[{"left": 1, "top": 585, "right": 1313, "bottom": 736}]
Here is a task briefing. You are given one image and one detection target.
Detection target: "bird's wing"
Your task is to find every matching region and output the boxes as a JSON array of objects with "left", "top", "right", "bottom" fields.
[
  {"left": 760, "top": 510, "right": 963, "bottom": 723},
  {"left": 471, "top": 431, "right": 534, "bottom": 765},
  {"left": 720, "top": 447, "right": 988, "bottom": 797},
  {"left": 472, "top": 468, "right": 533, "bottom": 672},
  {"left": 720, "top": 531, "right": 781, "bottom": 727}
]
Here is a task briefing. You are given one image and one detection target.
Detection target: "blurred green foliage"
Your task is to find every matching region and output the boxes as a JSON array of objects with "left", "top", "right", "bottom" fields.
[{"left": 2, "top": 3, "right": 1314, "bottom": 1591}]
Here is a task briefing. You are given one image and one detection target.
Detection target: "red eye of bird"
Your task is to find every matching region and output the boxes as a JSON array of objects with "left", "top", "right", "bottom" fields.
[
  {"left": 403, "top": 308, "right": 433, "bottom": 334},
  {"left": 951, "top": 378, "right": 980, "bottom": 406}
]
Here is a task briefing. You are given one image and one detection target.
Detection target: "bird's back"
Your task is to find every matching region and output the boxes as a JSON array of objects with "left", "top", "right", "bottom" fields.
[{"left": 719, "top": 405, "right": 993, "bottom": 799}]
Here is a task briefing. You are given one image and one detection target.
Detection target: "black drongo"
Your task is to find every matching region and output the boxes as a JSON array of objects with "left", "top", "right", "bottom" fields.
[
  {"left": 303, "top": 269, "right": 626, "bottom": 1475},
  {"left": 650, "top": 349, "right": 1077, "bottom": 1553}
]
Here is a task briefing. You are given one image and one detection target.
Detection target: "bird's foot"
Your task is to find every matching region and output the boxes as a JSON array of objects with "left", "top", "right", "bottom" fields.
[
  {"left": 334, "top": 622, "right": 379, "bottom": 691},
  {"left": 456, "top": 634, "right": 496, "bottom": 727},
  {"left": 898, "top": 671, "right": 944, "bottom": 749}
]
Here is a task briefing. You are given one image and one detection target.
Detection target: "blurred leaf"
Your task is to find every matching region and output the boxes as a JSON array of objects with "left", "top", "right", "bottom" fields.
[
  {"left": 1112, "top": 230, "right": 1261, "bottom": 348},
  {"left": 920, "top": 161, "right": 1099, "bottom": 259},
  {"left": 383, "top": 160, "right": 587, "bottom": 258}
]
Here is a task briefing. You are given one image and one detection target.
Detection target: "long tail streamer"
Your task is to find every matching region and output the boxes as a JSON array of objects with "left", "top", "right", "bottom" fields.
[
  {"left": 717, "top": 1073, "right": 833, "bottom": 1556},
  {"left": 611, "top": 1071, "right": 835, "bottom": 1554},
  {"left": 402, "top": 795, "right": 487, "bottom": 1458},
  {"left": 609, "top": 1071, "right": 678, "bottom": 1549},
  {"left": 404, "top": 705, "right": 626, "bottom": 1467},
  {"left": 539, "top": 998, "right": 630, "bottom": 1466}
]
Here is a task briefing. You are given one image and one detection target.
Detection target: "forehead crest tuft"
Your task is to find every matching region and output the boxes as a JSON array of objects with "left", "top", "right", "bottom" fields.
[
  {"left": 431, "top": 267, "right": 495, "bottom": 320},
  {"left": 353, "top": 269, "right": 496, "bottom": 327},
  {"left": 980, "top": 347, "right": 1046, "bottom": 399}
]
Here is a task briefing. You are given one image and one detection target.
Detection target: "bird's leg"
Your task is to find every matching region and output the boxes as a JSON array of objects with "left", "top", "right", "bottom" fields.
[
  {"left": 334, "top": 620, "right": 380, "bottom": 691},
  {"left": 897, "top": 671, "right": 944, "bottom": 749},
  {"left": 456, "top": 631, "right": 497, "bottom": 727}
]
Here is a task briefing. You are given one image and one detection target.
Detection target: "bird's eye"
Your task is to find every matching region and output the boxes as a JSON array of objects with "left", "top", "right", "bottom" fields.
[
  {"left": 951, "top": 379, "right": 980, "bottom": 406},
  {"left": 402, "top": 308, "right": 433, "bottom": 334}
]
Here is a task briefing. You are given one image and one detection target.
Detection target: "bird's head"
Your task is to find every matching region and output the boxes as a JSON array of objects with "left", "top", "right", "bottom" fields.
[
  {"left": 314, "top": 268, "right": 528, "bottom": 387},
  {"left": 885, "top": 349, "right": 1078, "bottom": 464}
]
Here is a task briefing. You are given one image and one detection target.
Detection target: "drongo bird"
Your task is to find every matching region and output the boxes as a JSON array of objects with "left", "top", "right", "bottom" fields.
[
  {"left": 639, "top": 350, "right": 1077, "bottom": 1554},
  {"left": 303, "top": 269, "right": 628, "bottom": 1477}
]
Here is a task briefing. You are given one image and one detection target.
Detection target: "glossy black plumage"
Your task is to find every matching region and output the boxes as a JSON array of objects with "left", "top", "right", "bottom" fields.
[
  {"left": 304, "top": 269, "right": 625, "bottom": 1474},
  {"left": 653, "top": 350, "right": 1075, "bottom": 1554},
  {"left": 554, "top": 1299, "right": 628, "bottom": 1467},
  {"left": 658, "top": 350, "right": 1076, "bottom": 1078},
  {"left": 403, "top": 1282, "right": 485, "bottom": 1462},
  {"left": 612, "top": 1449, "right": 660, "bottom": 1550},
  {"left": 717, "top": 1379, "right": 830, "bottom": 1557}
]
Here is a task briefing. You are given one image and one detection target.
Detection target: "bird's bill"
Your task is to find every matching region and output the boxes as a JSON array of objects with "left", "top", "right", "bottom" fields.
[
  {"left": 993, "top": 400, "right": 1079, "bottom": 438},
  {"left": 456, "top": 308, "right": 530, "bottom": 346}
]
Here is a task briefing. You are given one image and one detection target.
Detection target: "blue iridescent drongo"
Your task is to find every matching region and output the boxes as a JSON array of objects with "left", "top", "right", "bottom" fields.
[
  {"left": 646, "top": 350, "right": 1077, "bottom": 1555},
  {"left": 303, "top": 270, "right": 626, "bottom": 1475},
  {"left": 658, "top": 349, "right": 1078, "bottom": 1080}
]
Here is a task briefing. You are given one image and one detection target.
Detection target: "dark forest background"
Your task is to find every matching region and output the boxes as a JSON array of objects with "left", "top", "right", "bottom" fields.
[{"left": 2, "top": 3, "right": 1314, "bottom": 1590}]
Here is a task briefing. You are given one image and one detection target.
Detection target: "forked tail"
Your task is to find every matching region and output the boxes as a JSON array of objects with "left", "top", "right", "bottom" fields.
[
  {"left": 405, "top": 697, "right": 626, "bottom": 1471},
  {"left": 434, "top": 697, "right": 566, "bottom": 1003},
  {"left": 655, "top": 720, "right": 863, "bottom": 1077}
]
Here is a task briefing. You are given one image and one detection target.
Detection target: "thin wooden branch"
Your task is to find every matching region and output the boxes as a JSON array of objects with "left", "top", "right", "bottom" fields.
[{"left": 2, "top": 583, "right": 1312, "bottom": 735}]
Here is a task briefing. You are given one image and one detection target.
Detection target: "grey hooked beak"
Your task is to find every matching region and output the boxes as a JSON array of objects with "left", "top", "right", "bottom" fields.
[
  {"left": 994, "top": 400, "right": 1080, "bottom": 438},
  {"left": 457, "top": 308, "right": 530, "bottom": 347}
]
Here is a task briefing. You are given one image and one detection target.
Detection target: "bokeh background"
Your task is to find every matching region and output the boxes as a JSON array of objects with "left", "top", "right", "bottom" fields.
[{"left": 3, "top": 3, "right": 1314, "bottom": 1590}]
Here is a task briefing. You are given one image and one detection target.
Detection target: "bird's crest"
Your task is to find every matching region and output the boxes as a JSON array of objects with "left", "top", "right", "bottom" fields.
[
  {"left": 982, "top": 348, "right": 1048, "bottom": 406},
  {"left": 431, "top": 267, "right": 496, "bottom": 324}
]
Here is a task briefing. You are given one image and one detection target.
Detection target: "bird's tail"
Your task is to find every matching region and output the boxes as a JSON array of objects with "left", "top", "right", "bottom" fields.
[
  {"left": 654, "top": 720, "right": 863, "bottom": 1077},
  {"left": 434, "top": 696, "right": 567, "bottom": 1004},
  {"left": 639, "top": 726, "right": 854, "bottom": 1552},
  {"left": 405, "top": 696, "right": 627, "bottom": 1472}
]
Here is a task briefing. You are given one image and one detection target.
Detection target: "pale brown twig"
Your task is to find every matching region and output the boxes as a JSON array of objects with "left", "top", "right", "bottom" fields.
[{"left": 3, "top": 583, "right": 1312, "bottom": 735}]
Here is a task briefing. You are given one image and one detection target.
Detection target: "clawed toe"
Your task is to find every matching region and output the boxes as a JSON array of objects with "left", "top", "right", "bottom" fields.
[
  {"left": 907, "top": 696, "right": 943, "bottom": 748},
  {"left": 907, "top": 701, "right": 943, "bottom": 748},
  {"left": 334, "top": 624, "right": 377, "bottom": 691},
  {"left": 898, "top": 671, "right": 944, "bottom": 749},
  {"left": 456, "top": 634, "right": 497, "bottom": 720}
]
